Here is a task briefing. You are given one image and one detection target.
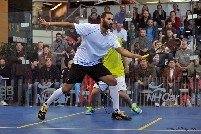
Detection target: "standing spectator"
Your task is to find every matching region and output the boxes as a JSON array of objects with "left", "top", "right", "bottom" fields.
[
  {"left": 166, "top": 11, "right": 181, "bottom": 29},
  {"left": 38, "top": 45, "right": 56, "bottom": 68},
  {"left": 50, "top": 33, "right": 69, "bottom": 70},
  {"left": 153, "top": 4, "right": 166, "bottom": 28},
  {"left": 24, "top": 58, "right": 40, "bottom": 106},
  {"left": 9, "top": 42, "right": 27, "bottom": 105},
  {"left": 0, "top": 57, "right": 11, "bottom": 106}
]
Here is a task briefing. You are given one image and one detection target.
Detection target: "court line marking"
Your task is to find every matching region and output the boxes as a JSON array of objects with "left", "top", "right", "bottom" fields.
[
  {"left": 0, "top": 127, "right": 17, "bottom": 129},
  {"left": 17, "top": 107, "right": 102, "bottom": 129},
  {"left": 35, "top": 128, "right": 201, "bottom": 132},
  {"left": 138, "top": 118, "right": 162, "bottom": 130}
]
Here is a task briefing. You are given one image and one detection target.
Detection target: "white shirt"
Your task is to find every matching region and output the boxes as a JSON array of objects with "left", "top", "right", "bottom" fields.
[
  {"left": 74, "top": 23, "right": 121, "bottom": 66},
  {"left": 170, "top": 68, "right": 174, "bottom": 80},
  {"left": 113, "top": 28, "right": 127, "bottom": 42}
]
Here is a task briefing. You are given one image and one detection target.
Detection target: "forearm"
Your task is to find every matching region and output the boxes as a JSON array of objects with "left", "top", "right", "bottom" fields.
[
  {"left": 48, "top": 22, "right": 74, "bottom": 28},
  {"left": 116, "top": 47, "right": 138, "bottom": 59}
]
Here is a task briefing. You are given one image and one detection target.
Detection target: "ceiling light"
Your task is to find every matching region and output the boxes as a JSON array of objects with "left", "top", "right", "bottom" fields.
[
  {"left": 50, "top": 3, "right": 62, "bottom": 11},
  {"left": 146, "top": 1, "right": 159, "bottom": 3}
]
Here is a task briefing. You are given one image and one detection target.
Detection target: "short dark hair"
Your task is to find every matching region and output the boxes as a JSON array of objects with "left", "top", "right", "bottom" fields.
[
  {"left": 56, "top": 33, "right": 62, "bottom": 36},
  {"left": 101, "top": 12, "right": 113, "bottom": 19},
  {"left": 43, "top": 45, "right": 49, "bottom": 49}
]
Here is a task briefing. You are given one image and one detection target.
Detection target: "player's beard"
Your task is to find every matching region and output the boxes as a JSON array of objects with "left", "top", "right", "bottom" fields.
[{"left": 103, "top": 20, "right": 113, "bottom": 30}]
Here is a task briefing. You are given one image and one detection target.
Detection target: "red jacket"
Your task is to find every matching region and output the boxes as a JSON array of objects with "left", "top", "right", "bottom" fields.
[{"left": 166, "top": 17, "right": 181, "bottom": 29}]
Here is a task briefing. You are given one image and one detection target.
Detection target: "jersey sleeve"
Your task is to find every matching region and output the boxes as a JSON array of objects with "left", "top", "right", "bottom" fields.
[
  {"left": 74, "top": 23, "right": 91, "bottom": 36},
  {"left": 110, "top": 34, "right": 121, "bottom": 49}
]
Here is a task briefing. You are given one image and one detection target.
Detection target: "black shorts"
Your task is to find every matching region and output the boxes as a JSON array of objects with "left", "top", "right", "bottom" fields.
[{"left": 66, "top": 63, "right": 112, "bottom": 84}]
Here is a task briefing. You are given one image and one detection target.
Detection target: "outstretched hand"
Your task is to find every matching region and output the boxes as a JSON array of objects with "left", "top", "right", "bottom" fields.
[{"left": 38, "top": 18, "right": 49, "bottom": 31}]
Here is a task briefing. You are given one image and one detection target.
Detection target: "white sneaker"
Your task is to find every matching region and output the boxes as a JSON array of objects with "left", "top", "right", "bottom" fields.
[
  {"left": 161, "top": 102, "right": 166, "bottom": 107},
  {"left": 155, "top": 102, "right": 160, "bottom": 107},
  {"left": 0, "top": 100, "right": 8, "bottom": 106}
]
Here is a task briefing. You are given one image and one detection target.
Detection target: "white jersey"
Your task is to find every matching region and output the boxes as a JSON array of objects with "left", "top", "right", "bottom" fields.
[{"left": 74, "top": 23, "right": 121, "bottom": 66}]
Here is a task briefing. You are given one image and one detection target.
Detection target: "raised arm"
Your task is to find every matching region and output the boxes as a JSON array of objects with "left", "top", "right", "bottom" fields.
[{"left": 38, "top": 18, "right": 75, "bottom": 30}]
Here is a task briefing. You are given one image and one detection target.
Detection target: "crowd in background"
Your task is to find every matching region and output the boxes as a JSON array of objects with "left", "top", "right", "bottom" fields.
[{"left": 1, "top": 2, "right": 201, "bottom": 107}]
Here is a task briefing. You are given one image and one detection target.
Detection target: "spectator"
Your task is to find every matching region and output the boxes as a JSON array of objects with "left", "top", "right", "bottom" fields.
[
  {"left": 88, "top": 7, "right": 100, "bottom": 24},
  {"left": 133, "top": 28, "right": 153, "bottom": 55},
  {"left": 166, "top": 11, "right": 181, "bottom": 29},
  {"left": 10, "top": 42, "right": 27, "bottom": 105},
  {"left": 88, "top": 12, "right": 100, "bottom": 24},
  {"left": 0, "top": 57, "right": 11, "bottom": 106},
  {"left": 163, "top": 59, "right": 182, "bottom": 106},
  {"left": 38, "top": 45, "right": 56, "bottom": 68},
  {"left": 64, "top": 46, "right": 75, "bottom": 65},
  {"left": 184, "top": 10, "right": 192, "bottom": 29},
  {"left": 50, "top": 33, "right": 69, "bottom": 70},
  {"left": 131, "top": 7, "right": 140, "bottom": 28},
  {"left": 172, "top": 3, "right": 182, "bottom": 22},
  {"left": 113, "top": 22, "right": 127, "bottom": 49},
  {"left": 153, "top": 4, "right": 166, "bottom": 28},
  {"left": 31, "top": 42, "right": 44, "bottom": 60},
  {"left": 104, "top": 5, "right": 110, "bottom": 12},
  {"left": 145, "top": 19, "right": 159, "bottom": 42},
  {"left": 138, "top": 10, "right": 151, "bottom": 30},
  {"left": 130, "top": 58, "right": 159, "bottom": 106},
  {"left": 128, "top": 23, "right": 138, "bottom": 51},
  {"left": 114, "top": 4, "right": 127, "bottom": 24},
  {"left": 193, "top": 2, "right": 201, "bottom": 27},
  {"left": 39, "top": 58, "right": 61, "bottom": 90},
  {"left": 24, "top": 58, "right": 40, "bottom": 106},
  {"left": 175, "top": 38, "right": 194, "bottom": 71},
  {"left": 65, "top": 26, "right": 81, "bottom": 50}
]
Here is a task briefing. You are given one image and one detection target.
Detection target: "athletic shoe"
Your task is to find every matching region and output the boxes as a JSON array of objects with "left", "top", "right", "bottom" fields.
[
  {"left": 85, "top": 107, "right": 95, "bottom": 115},
  {"left": 38, "top": 104, "right": 48, "bottom": 120},
  {"left": 0, "top": 100, "right": 8, "bottom": 106},
  {"left": 111, "top": 110, "right": 132, "bottom": 120},
  {"left": 131, "top": 103, "right": 142, "bottom": 114}
]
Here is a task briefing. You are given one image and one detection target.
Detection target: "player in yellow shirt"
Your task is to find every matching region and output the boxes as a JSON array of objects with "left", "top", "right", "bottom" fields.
[{"left": 85, "top": 38, "right": 142, "bottom": 120}]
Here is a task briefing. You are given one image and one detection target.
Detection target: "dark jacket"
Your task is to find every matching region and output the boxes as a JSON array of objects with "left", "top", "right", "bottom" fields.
[{"left": 9, "top": 50, "right": 27, "bottom": 76}]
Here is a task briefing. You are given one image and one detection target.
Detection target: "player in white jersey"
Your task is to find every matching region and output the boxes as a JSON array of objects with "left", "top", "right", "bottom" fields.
[{"left": 37, "top": 12, "right": 141, "bottom": 120}]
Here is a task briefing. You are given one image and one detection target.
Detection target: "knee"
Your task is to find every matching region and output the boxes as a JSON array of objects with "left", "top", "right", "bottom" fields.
[{"left": 108, "top": 79, "right": 117, "bottom": 86}]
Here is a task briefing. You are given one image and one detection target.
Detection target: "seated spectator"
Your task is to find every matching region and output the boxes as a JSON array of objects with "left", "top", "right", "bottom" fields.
[
  {"left": 175, "top": 38, "right": 194, "bottom": 71},
  {"left": 88, "top": 7, "right": 100, "bottom": 24},
  {"left": 184, "top": 10, "right": 192, "bottom": 29},
  {"left": 64, "top": 47, "right": 75, "bottom": 65},
  {"left": 153, "top": 4, "right": 166, "bottom": 28},
  {"left": 113, "top": 22, "right": 127, "bottom": 49},
  {"left": 163, "top": 59, "right": 182, "bottom": 106},
  {"left": 166, "top": 11, "right": 181, "bottom": 29},
  {"left": 145, "top": 19, "right": 159, "bottom": 42},
  {"left": 31, "top": 42, "right": 44, "bottom": 60},
  {"left": 138, "top": 10, "right": 151, "bottom": 30},
  {"left": 114, "top": 4, "right": 127, "bottom": 25},
  {"left": 130, "top": 58, "right": 159, "bottom": 106},
  {"left": 133, "top": 28, "right": 153, "bottom": 55},
  {"left": 39, "top": 58, "right": 61, "bottom": 91},
  {"left": 172, "top": 3, "right": 183, "bottom": 22},
  {"left": 128, "top": 23, "right": 138, "bottom": 51},
  {"left": 38, "top": 45, "right": 56, "bottom": 68},
  {"left": 0, "top": 57, "right": 11, "bottom": 106},
  {"left": 65, "top": 26, "right": 81, "bottom": 51},
  {"left": 104, "top": 5, "right": 110, "bottom": 12},
  {"left": 131, "top": 7, "right": 140, "bottom": 28},
  {"left": 161, "top": 21, "right": 178, "bottom": 37}
]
